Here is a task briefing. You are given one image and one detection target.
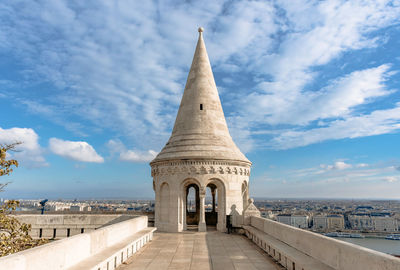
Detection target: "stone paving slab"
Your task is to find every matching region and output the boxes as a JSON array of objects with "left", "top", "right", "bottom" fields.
[{"left": 117, "top": 230, "right": 282, "bottom": 270}]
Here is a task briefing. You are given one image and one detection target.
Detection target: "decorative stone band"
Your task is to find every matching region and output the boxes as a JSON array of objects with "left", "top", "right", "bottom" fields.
[{"left": 151, "top": 160, "right": 251, "bottom": 177}]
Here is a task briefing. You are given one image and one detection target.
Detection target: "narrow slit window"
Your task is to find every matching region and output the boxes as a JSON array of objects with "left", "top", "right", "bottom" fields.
[{"left": 200, "top": 104, "right": 203, "bottom": 110}]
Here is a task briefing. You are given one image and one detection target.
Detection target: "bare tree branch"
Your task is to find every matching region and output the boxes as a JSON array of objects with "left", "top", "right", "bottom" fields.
[{"left": 0, "top": 182, "right": 10, "bottom": 192}]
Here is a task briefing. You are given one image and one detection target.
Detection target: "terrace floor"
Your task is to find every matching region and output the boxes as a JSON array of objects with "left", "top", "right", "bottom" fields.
[{"left": 117, "top": 228, "right": 282, "bottom": 270}]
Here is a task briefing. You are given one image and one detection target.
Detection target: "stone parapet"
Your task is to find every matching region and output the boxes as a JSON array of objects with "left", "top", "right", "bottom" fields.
[
  {"left": 0, "top": 216, "right": 154, "bottom": 270},
  {"left": 247, "top": 216, "right": 400, "bottom": 270},
  {"left": 14, "top": 214, "right": 134, "bottom": 239}
]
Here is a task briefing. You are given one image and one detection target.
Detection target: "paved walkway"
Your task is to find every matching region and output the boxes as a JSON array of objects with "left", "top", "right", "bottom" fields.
[{"left": 118, "top": 229, "right": 282, "bottom": 270}]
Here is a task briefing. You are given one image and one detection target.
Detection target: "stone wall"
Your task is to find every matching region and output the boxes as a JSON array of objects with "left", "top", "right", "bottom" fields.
[
  {"left": 14, "top": 214, "right": 137, "bottom": 239},
  {"left": 0, "top": 216, "right": 153, "bottom": 270},
  {"left": 250, "top": 216, "right": 400, "bottom": 270},
  {"left": 152, "top": 159, "right": 251, "bottom": 232}
]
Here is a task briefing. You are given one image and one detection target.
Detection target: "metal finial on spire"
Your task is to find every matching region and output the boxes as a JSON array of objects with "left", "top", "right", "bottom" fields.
[{"left": 198, "top": 27, "right": 204, "bottom": 33}]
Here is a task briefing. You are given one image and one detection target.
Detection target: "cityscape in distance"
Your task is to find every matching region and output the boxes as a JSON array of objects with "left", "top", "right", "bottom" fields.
[
  {"left": 10, "top": 196, "right": 399, "bottom": 256},
  {"left": 11, "top": 198, "right": 400, "bottom": 243}
]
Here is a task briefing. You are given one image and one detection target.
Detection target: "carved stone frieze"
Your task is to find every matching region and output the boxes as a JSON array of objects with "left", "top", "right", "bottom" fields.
[{"left": 151, "top": 160, "right": 250, "bottom": 177}]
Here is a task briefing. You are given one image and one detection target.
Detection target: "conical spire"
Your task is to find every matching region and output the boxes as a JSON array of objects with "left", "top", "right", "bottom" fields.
[{"left": 151, "top": 28, "right": 250, "bottom": 164}]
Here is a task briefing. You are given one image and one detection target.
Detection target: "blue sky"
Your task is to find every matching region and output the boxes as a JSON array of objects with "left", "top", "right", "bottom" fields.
[{"left": 1, "top": 0, "right": 400, "bottom": 199}]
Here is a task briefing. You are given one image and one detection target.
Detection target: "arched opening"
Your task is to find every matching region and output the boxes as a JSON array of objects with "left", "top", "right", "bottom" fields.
[
  {"left": 160, "top": 182, "right": 170, "bottom": 223},
  {"left": 180, "top": 178, "right": 226, "bottom": 232},
  {"left": 205, "top": 183, "right": 218, "bottom": 226},
  {"left": 185, "top": 184, "right": 200, "bottom": 225},
  {"left": 242, "top": 181, "right": 248, "bottom": 212},
  {"left": 206, "top": 179, "right": 226, "bottom": 232}
]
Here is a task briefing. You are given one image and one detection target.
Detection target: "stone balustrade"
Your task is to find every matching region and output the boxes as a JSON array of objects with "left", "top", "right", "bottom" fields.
[
  {"left": 14, "top": 214, "right": 136, "bottom": 239},
  {"left": 0, "top": 215, "right": 156, "bottom": 270},
  {"left": 245, "top": 216, "right": 400, "bottom": 270}
]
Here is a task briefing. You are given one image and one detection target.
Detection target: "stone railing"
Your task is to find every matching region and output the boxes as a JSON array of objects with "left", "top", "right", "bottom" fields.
[
  {"left": 244, "top": 216, "right": 400, "bottom": 270},
  {"left": 0, "top": 215, "right": 156, "bottom": 270},
  {"left": 14, "top": 214, "right": 137, "bottom": 239}
]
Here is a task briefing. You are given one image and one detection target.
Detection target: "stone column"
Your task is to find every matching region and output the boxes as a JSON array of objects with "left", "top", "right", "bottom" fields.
[
  {"left": 211, "top": 188, "right": 216, "bottom": 212},
  {"left": 198, "top": 188, "right": 207, "bottom": 232},
  {"left": 183, "top": 189, "right": 187, "bottom": 230},
  {"left": 154, "top": 183, "right": 160, "bottom": 229}
]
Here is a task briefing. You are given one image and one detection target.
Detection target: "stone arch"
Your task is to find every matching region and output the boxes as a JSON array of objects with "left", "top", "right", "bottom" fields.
[
  {"left": 181, "top": 178, "right": 202, "bottom": 230},
  {"left": 160, "top": 182, "right": 170, "bottom": 223},
  {"left": 205, "top": 183, "right": 217, "bottom": 226},
  {"left": 187, "top": 185, "right": 197, "bottom": 213},
  {"left": 206, "top": 178, "right": 227, "bottom": 231},
  {"left": 186, "top": 184, "right": 200, "bottom": 225}
]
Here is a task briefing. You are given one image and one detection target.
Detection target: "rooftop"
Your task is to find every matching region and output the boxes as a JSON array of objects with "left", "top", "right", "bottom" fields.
[{"left": 151, "top": 28, "right": 250, "bottom": 165}]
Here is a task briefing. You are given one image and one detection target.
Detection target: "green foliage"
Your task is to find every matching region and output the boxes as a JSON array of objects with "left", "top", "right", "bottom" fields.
[
  {"left": 0, "top": 200, "right": 48, "bottom": 257},
  {"left": 0, "top": 142, "right": 20, "bottom": 177},
  {"left": 0, "top": 142, "right": 48, "bottom": 257}
]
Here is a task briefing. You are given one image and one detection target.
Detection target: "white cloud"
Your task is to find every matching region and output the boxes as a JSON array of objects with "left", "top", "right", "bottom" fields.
[
  {"left": 383, "top": 176, "right": 398, "bottom": 183},
  {"left": 49, "top": 138, "right": 104, "bottom": 163},
  {"left": 20, "top": 100, "right": 87, "bottom": 137},
  {"left": 356, "top": 163, "right": 369, "bottom": 168},
  {"left": 239, "top": 1, "right": 400, "bottom": 149},
  {"left": 0, "top": 127, "right": 39, "bottom": 151},
  {"left": 291, "top": 160, "right": 399, "bottom": 184},
  {"left": 271, "top": 102, "right": 400, "bottom": 149},
  {"left": 106, "top": 139, "right": 126, "bottom": 155},
  {"left": 0, "top": 1, "right": 278, "bottom": 153},
  {"left": 253, "top": 1, "right": 399, "bottom": 91},
  {"left": 120, "top": 150, "right": 157, "bottom": 163},
  {"left": 321, "top": 161, "right": 352, "bottom": 171},
  {"left": 247, "top": 65, "right": 393, "bottom": 126},
  {"left": 0, "top": 1, "right": 276, "bottom": 150},
  {"left": 0, "top": 127, "right": 47, "bottom": 167},
  {"left": 255, "top": 159, "right": 400, "bottom": 198},
  {"left": 333, "top": 161, "right": 352, "bottom": 170},
  {"left": 107, "top": 139, "right": 157, "bottom": 163},
  {"left": 300, "top": 65, "right": 392, "bottom": 122},
  {"left": 0, "top": 0, "right": 399, "bottom": 152}
]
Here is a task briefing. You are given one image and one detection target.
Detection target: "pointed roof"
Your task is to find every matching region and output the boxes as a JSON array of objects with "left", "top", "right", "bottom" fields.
[{"left": 151, "top": 28, "right": 250, "bottom": 165}]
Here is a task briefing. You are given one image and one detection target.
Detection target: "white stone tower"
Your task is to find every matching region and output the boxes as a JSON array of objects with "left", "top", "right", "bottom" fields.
[{"left": 150, "top": 27, "right": 251, "bottom": 232}]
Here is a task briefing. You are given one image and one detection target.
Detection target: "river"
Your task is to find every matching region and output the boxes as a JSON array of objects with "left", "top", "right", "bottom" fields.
[{"left": 336, "top": 237, "right": 400, "bottom": 255}]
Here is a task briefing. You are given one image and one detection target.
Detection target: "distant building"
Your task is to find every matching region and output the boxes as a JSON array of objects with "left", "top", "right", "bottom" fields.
[
  {"left": 355, "top": 206, "right": 374, "bottom": 212},
  {"left": 313, "top": 215, "right": 327, "bottom": 230},
  {"left": 349, "top": 213, "right": 398, "bottom": 232},
  {"left": 70, "top": 205, "right": 81, "bottom": 211},
  {"left": 277, "top": 214, "right": 309, "bottom": 229},
  {"left": 277, "top": 214, "right": 291, "bottom": 226},
  {"left": 327, "top": 214, "right": 344, "bottom": 230},
  {"left": 348, "top": 214, "right": 374, "bottom": 231},
  {"left": 82, "top": 205, "right": 92, "bottom": 212},
  {"left": 48, "top": 203, "right": 70, "bottom": 211},
  {"left": 291, "top": 215, "right": 309, "bottom": 229},
  {"left": 261, "top": 210, "right": 275, "bottom": 219},
  {"left": 372, "top": 216, "right": 398, "bottom": 232}
]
